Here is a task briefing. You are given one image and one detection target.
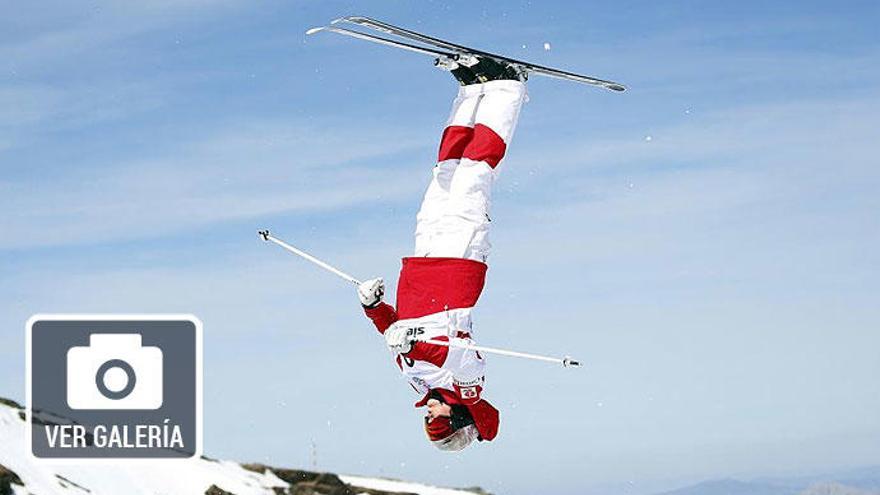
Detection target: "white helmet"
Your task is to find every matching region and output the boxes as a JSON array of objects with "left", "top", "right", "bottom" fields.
[{"left": 431, "top": 424, "right": 479, "bottom": 452}]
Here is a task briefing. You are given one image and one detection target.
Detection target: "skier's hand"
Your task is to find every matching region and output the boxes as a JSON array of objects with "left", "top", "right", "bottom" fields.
[
  {"left": 384, "top": 323, "right": 414, "bottom": 354},
  {"left": 357, "top": 278, "right": 385, "bottom": 308}
]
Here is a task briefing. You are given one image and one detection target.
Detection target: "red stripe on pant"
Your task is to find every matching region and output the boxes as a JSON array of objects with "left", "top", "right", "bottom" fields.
[
  {"left": 437, "top": 124, "right": 507, "bottom": 168},
  {"left": 463, "top": 124, "right": 506, "bottom": 168},
  {"left": 438, "top": 125, "right": 473, "bottom": 162}
]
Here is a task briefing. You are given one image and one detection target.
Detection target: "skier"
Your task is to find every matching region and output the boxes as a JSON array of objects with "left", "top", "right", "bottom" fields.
[{"left": 357, "top": 56, "right": 528, "bottom": 451}]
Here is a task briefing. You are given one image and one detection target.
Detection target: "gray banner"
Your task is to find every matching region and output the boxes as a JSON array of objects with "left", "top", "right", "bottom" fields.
[{"left": 29, "top": 318, "right": 200, "bottom": 459}]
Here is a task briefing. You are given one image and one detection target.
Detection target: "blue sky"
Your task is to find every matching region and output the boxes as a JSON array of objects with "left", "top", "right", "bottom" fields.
[{"left": 2, "top": 1, "right": 879, "bottom": 494}]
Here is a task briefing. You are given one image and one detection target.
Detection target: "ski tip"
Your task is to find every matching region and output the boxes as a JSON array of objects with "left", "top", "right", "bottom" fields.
[
  {"left": 305, "top": 27, "right": 325, "bottom": 36},
  {"left": 337, "top": 15, "right": 368, "bottom": 24}
]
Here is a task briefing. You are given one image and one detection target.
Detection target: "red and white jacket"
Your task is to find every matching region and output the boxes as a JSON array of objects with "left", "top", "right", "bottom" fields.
[
  {"left": 364, "top": 257, "right": 488, "bottom": 402},
  {"left": 364, "top": 257, "right": 499, "bottom": 440}
]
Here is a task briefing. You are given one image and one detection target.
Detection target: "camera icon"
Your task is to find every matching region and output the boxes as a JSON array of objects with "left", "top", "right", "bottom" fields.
[{"left": 66, "top": 334, "right": 163, "bottom": 410}]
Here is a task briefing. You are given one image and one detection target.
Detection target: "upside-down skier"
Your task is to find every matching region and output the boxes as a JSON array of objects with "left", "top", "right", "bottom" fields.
[{"left": 356, "top": 57, "right": 529, "bottom": 452}]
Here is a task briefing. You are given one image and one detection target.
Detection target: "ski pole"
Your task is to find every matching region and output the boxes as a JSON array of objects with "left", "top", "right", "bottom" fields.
[
  {"left": 259, "top": 230, "right": 582, "bottom": 368},
  {"left": 258, "top": 230, "right": 362, "bottom": 286},
  {"left": 415, "top": 338, "right": 582, "bottom": 368}
]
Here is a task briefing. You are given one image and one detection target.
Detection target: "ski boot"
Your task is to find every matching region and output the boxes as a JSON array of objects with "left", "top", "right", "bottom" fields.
[{"left": 435, "top": 55, "right": 527, "bottom": 85}]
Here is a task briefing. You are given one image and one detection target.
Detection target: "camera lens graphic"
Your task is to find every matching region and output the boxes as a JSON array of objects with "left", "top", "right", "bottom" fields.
[{"left": 95, "top": 359, "right": 137, "bottom": 400}]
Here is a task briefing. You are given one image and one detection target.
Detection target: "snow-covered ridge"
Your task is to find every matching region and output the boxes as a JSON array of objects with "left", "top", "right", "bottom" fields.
[{"left": 0, "top": 397, "right": 486, "bottom": 495}]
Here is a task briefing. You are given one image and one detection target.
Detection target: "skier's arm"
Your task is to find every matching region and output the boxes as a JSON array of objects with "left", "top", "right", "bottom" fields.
[
  {"left": 363, "top": 302, "right": 398, "bottom": 334},
  {"left": 407, "top": 337, "right": 449, "bottom": 367},
  {"left": 358, "top": 278, "right": 398, "bottom": 333}
]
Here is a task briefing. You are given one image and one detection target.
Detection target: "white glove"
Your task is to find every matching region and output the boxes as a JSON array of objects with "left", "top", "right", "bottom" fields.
[
  {"left": 384, "top": 323, "right": 416, "bottom": 354},
  {"left": 357, "top": 278, "right": 384, "bottom": 308}
]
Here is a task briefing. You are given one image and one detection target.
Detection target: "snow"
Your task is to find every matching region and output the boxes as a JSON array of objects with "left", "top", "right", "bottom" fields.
[
  {"left": 0, "top": 400, "right": 481, "bottom": 495},
  {"left": 340, "top": 475, "right": 479, "bottom": 495},
  {"left": 0, "top": 400, "right": 283, "bottom": 494}
]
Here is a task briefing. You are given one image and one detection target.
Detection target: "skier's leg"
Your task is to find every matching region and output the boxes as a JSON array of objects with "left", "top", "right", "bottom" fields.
[
  {"left": 440, "top": 80, "right": 528, "bottom": 262},
  {"left": 414, "top": 85, "right": 483, "bottom": 257}
]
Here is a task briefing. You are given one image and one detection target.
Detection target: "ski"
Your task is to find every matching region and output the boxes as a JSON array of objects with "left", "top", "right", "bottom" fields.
[
  {"left": 307, "top": 16, "right": 626, "bottom": 92},
  {"left": 336, "top": 16, "right": 627, "bottom": 91},
  {"left": 306, "top": 26, "right": 457, "bottom": 60}
]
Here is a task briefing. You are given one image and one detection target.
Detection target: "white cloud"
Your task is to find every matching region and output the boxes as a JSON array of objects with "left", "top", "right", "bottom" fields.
[
  {"left": 0, "top": 0, "right": 257, "bottom": 152},
  {"left": 514, "top": 95, "right": 880, "bottom": 174},
  {"left": 0, "top": 0, "right": 248, "bottom": 69},
  {"left": 0, "top": 118, "right": 429, "bottom": 249}
]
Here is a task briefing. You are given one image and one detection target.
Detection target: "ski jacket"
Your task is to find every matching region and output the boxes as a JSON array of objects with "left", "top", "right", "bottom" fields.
[{"left": 363, "top": 257, "right": 491, "bottom": 406}]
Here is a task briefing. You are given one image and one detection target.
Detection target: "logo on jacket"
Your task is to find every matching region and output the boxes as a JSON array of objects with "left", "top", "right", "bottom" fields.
[
  {"left": 406, "top": 326, "right": 425, "bottom": 339},
  {"left": 458, "top": 386, "right": 479, "bottom": 399}
]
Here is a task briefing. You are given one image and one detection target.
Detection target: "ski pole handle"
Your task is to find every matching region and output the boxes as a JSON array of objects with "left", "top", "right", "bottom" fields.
[
  {"left": 415, "top": 338, "right": 582, "bottom": 368},
  {"left": 258, "top": 230, "right": 362, "bottom": 286}
]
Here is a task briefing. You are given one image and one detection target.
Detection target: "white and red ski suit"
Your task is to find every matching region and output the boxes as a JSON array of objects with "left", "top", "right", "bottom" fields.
[{"left": 363, "top": 80, "right": 527, "bottom": 442}]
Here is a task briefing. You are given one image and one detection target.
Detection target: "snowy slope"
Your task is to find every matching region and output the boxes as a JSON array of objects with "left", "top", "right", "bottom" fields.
[
  {"left": 0, "top": 398, "right": 484, "bottom": 495},
  {"left": 339, "top": 475, "right": 487, "bottom": 495}
]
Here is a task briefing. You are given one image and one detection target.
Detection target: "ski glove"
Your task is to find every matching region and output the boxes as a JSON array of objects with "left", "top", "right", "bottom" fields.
[
  {"left": 357, "top": 278, "right": 384, "bottom": 308},
  {"left": 384, "top": 323, "right": 415, "bottom": 354}
]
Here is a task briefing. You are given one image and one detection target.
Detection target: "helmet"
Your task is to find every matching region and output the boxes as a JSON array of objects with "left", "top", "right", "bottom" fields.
[
  {"left": 419, "top": 388, "right": 498, "bottom": 452},
  {"left": 423, "top": 397, "right": 478, "bottom": 452},
  {"left": 429, "top": 423, "right": 479, "bottom": 452}
]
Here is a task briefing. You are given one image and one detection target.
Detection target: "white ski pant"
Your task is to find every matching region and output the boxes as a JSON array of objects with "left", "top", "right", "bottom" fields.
[{"left": 414, "top": 80, "right": 528, "bottom": 262}]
